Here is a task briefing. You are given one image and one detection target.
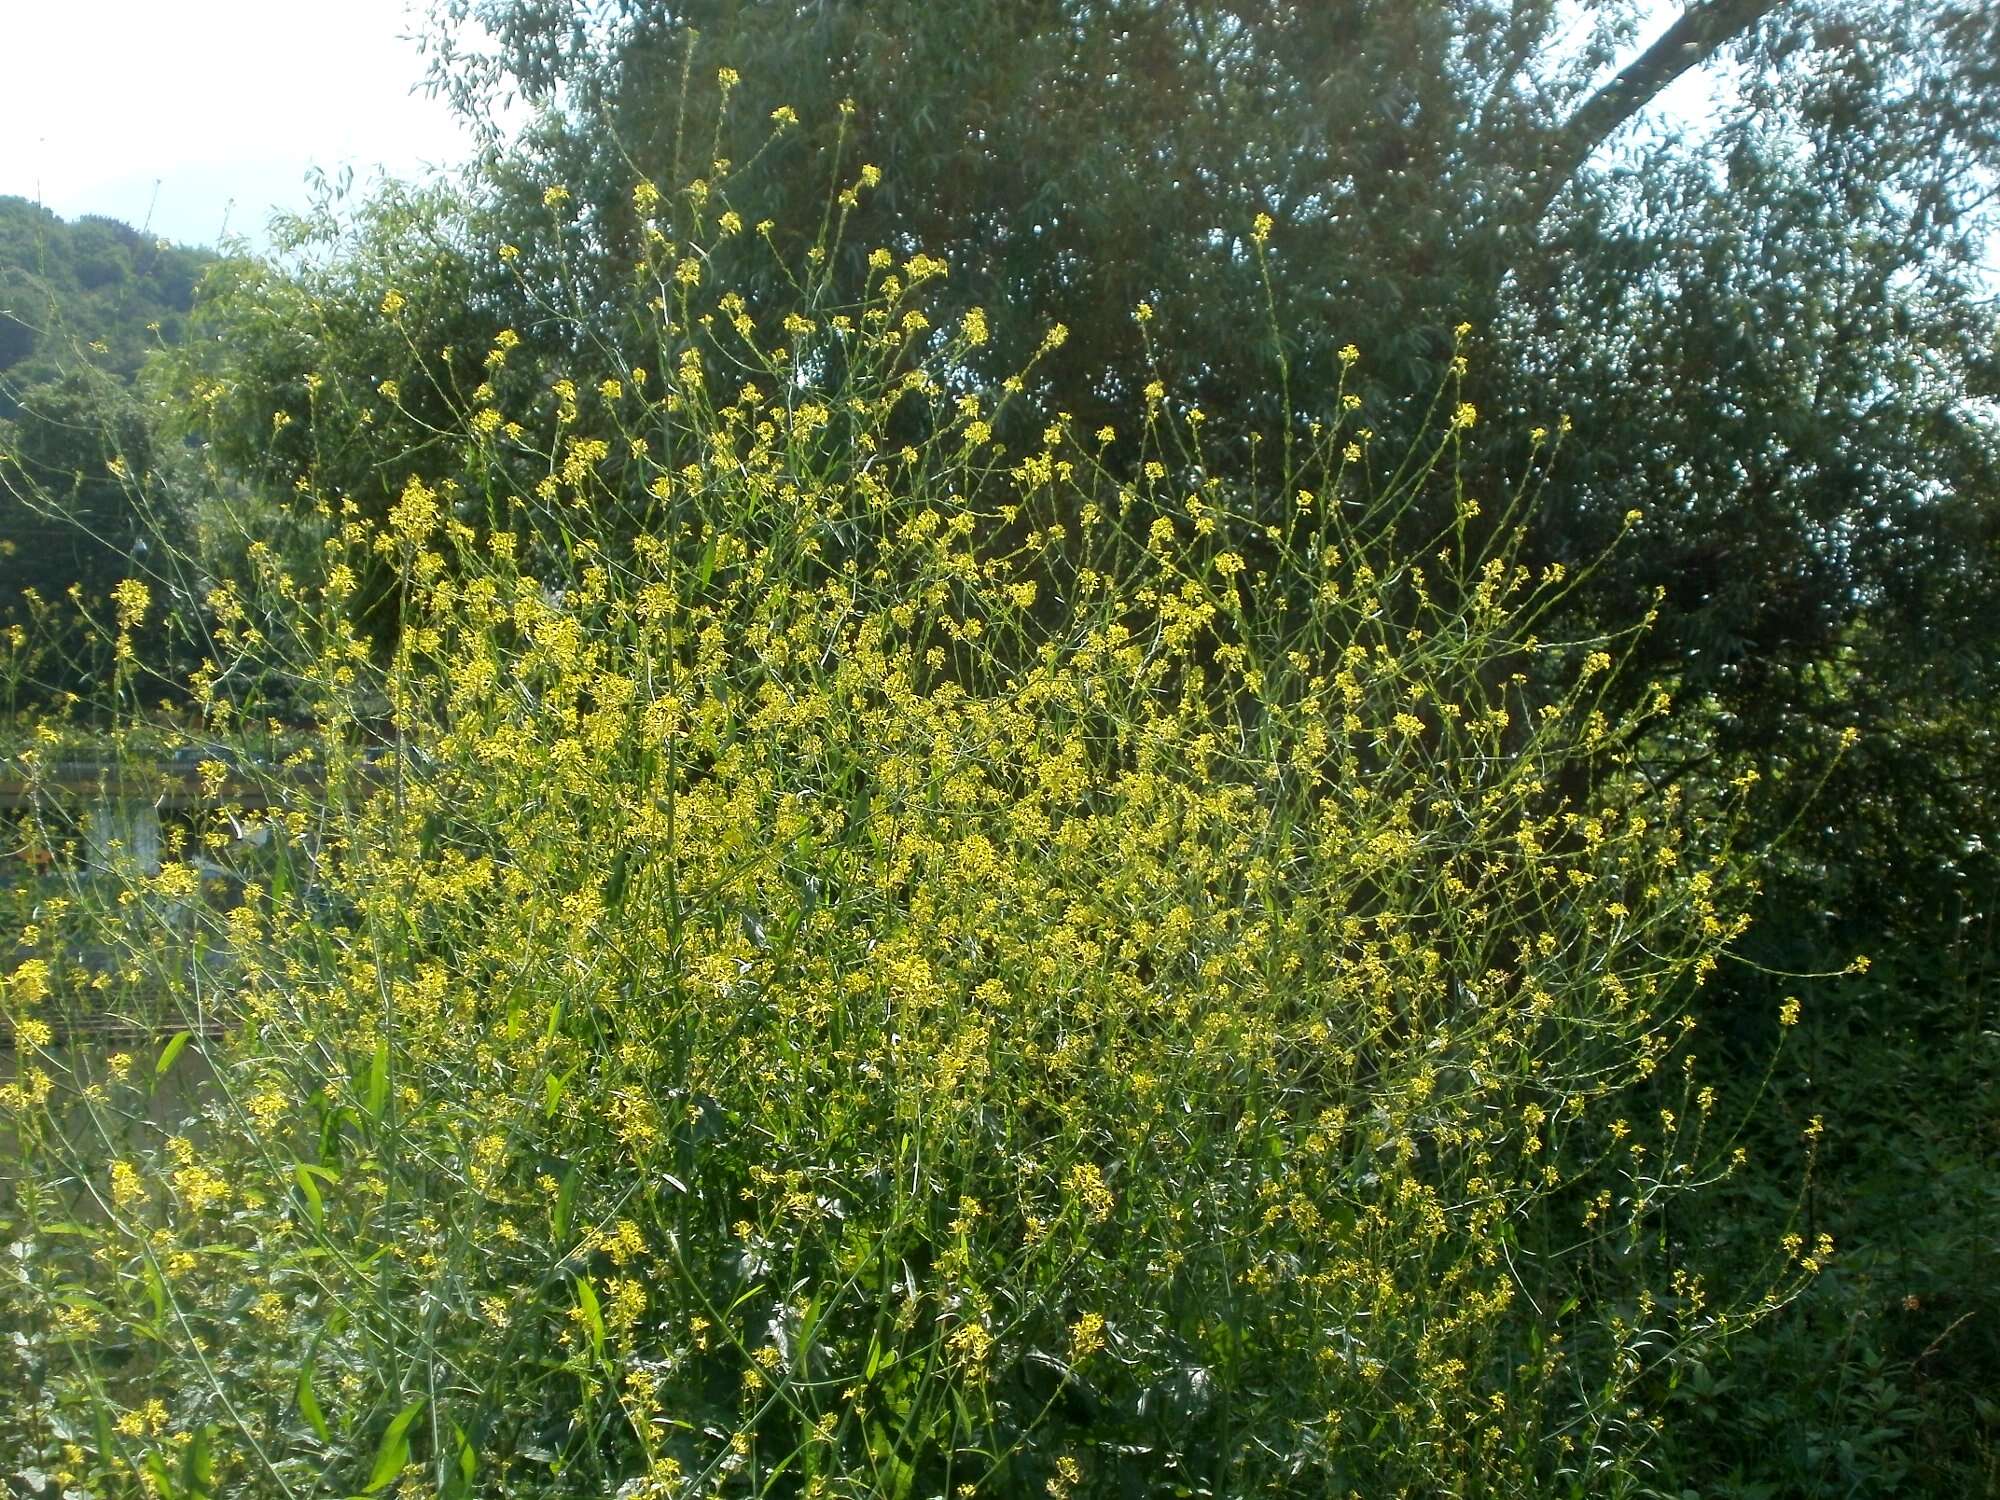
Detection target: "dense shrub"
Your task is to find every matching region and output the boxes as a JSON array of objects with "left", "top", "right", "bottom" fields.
[{"left": 1, "top": 166, "right": 1817, "bottom": 1498}]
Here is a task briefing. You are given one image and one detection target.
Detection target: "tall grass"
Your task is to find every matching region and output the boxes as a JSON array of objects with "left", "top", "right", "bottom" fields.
[{"left": 2, "top": 137, "right": 1815, "bottom": 1498}]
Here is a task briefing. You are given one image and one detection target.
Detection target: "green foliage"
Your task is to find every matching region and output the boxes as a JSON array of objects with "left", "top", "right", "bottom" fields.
[
  {"left": 415, "top": 0, "right": 2000, "bottom": 757},
  {"left": 0, "top": 368, "right": 189, "bottom": 700},
  {"left": 1647, "top": 682, "right": 2000, "bottom": 1497},
  {"left": 0, "top": 197, "right": 211, "bottom": 404},
  {"left": 0, "top": 201, "right": 216, "bottom": 696}
]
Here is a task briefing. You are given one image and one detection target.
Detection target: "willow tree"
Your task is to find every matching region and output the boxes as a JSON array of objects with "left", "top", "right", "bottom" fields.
[{"left": 396, "top": 4, "right": 1978, "bottom": 746}]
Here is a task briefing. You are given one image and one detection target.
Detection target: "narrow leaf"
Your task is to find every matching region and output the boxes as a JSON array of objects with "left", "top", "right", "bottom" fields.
[
  {"left": 364, "top": 1399, "right": 425, "bottom": 1494},
  {"left": 575, "top": 1275, "right": 605, "bottom": 1361},
  {"left": 156, "top": 1031, "right": 191, "bottom": 1077},
  {"left": 298, "top": 1365, "right": 331, "bottom": 1444},
  {"left": 364, "top": 1036, "right": 389, "bottom": 1123},
  {"left": 294, "top": 1165, "right": 326, "bottom": 1229},
  {"left": 551, "top": 1167, "right": 576, "bottom": 1244}
]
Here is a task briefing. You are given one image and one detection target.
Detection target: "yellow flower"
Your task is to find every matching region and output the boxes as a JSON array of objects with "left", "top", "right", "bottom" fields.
[
  {"left": 379, "top": 289, "right": 407, "bottom": 316},
  {"left": 1065, "top": 1161, "right": 1114, "bottom": 1223},
  {"left": 1251, "top": 212, "right": 1274, "bottom": 244},
  {"left": 717, "top": 66, "right": 741, "bottom": 89},
  {"left": 946, "top": 1319, "right": 994, "bottom": 1379},
  {"left": 111, "top": 577, "right": 151, "bottom": 631},
  {"left": 1778, "top": 997, "right": 1801, "bottom": 1026},
  {"left": 1068, "top": 1312, "right": 1107, "bottom": 1362}
]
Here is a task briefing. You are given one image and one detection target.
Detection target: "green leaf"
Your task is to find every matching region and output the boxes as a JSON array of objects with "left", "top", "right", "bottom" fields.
[
  {"left": 364, "top": 1035, "right": 389, "bottom": 1123},
  {"left": 448, "top": 1421, "right": 476, "bottom": 1496},
  {"left": 156, "top": 1030, "right": 191, "bottom": 1077},
  {"left": 145, "top": 1453, "right": 179, "bottom": 1500},
  {"left": 600, "top": 847, "right": 629, "bottom": 910},
  {"left": 543, "top": 1067, "right": 571, "bottom": 1120},
  {"left": 180, "top": 1424, "right": 216, "bottom": 1499},
  {"left": 552, "top": 1167, "right": 577, "bottom": 1244},
  {"left": 865, "top": 1344, "right": 901, "bottom": 1381},
  {"left": 298, "top": 1364, "right": 331, "bottom": 1444},
  {"left": 293, "top": 1163, "right": 330, "bottom": 1229},
  {"left": 363, "top": 1399, "right": 425, "bottom": 1494},
  {"left": 575, "top": 1275, "right": 605, "bottom": 1361},
  {"left": 142, "top": 1256, "right": 167, "bottom": 1325}
]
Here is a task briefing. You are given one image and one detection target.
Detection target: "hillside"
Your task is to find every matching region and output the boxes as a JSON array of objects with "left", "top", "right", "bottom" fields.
[
  {"left": 0, "top": 196, "right": 213, "bottom": 411},
  {"left": 0, "top": 201, "right": 214, "bottom": 682}
]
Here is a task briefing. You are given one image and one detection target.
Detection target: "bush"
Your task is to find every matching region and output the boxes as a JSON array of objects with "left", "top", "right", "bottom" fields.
[{"left": 2, "top": 167, "right": 1803, "bottom": 1499}]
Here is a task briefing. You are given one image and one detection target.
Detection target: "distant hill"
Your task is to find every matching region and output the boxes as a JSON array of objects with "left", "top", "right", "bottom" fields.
[
  {"left": 0, "top": 197, "right": 215, "bottom": 416},
  {"left": 1, "top": 203, "right": 216, "bottom": 688}
]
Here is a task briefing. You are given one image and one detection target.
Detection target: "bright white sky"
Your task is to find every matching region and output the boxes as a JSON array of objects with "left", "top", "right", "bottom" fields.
[{"left": 0, "top": 0, "right": 480, "bottom": 251}]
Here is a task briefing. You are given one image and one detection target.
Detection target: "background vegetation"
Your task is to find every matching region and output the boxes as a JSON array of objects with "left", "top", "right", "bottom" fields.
[
  {"left": 4, "top": 0, "right": 1997, "bottom": 1494},
  {"left": 0, "top": 198, "right": 212, "bottom": 693}
]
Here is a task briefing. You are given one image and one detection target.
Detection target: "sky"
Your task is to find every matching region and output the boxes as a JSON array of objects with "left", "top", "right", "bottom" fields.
[{"left": 0, "top": 0, "right": 481, "bottom": 251}]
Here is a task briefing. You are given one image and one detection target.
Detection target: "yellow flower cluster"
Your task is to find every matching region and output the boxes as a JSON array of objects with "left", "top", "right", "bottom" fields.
[{"left": 0, "top": 179, "right": 1786, "bottom": 1500}]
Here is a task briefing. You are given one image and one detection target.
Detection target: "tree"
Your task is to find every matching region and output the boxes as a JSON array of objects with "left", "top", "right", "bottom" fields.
[
  {"left": 0, "top": 204, "right": 215, "bottom": 695},
  {"left": 0, "top": 197, "right": 212, "bottom": 412},
  {"left": 404, "top": 2, "right": 2000, "bottom": 747}
]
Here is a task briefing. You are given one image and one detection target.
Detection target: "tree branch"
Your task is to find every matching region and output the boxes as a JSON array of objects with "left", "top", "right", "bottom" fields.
[{"left": 1526, "top": 0, "right": 1787, "bottom": 223}]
